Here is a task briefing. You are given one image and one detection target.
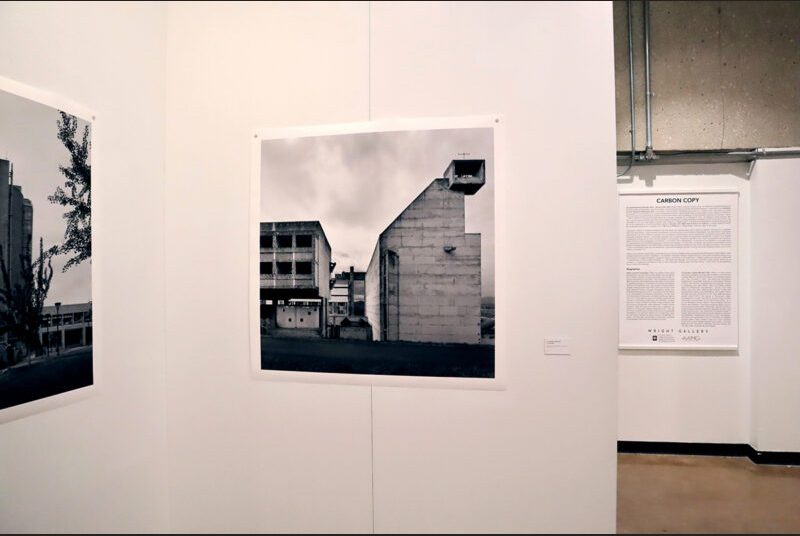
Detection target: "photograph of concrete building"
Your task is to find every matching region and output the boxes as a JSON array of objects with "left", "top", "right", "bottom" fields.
[
  {"left": 366, "top": 159, "right": 485, "bottom": 345},
  {"left": 0, "top": 87, "right": 93, "bottom": 412},
  {"left": 258, "top": 124, "right": 495, "bottom": 378},
  {"left": 259, "top": 221, "right": 331, "bottom": 338}
]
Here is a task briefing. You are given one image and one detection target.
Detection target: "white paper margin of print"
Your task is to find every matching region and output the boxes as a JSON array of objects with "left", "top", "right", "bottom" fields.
[
  {"left": 0, "top": 75, "right": 98, "bottom": 424},
  {"left": 250, "top": 115, "right": 506, "bottom": 390},
  {"left": 617, "top": 189, "right": 740, "bottom": 351}
]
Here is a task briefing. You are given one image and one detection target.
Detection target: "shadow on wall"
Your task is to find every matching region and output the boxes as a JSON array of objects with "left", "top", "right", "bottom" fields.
[{"left": 617, "top": 162, "right": 751, "bottom": 187}]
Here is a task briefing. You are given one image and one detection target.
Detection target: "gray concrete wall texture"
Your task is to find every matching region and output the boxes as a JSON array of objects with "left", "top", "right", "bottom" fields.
[
  {"left": 615, "top": 1, "right": 800, "bottom": 151},
  {"left": 315, "top": 230, "right": 331, "bottom": 301},
  {"left": 9, "top": 186, "right": 27, "bottom": 284},
  {"left": 365, "top": 244, "right": 381, "bottom": 341},
  {"left": 365, "top": 179, "right": 482, "bottom": 345}
]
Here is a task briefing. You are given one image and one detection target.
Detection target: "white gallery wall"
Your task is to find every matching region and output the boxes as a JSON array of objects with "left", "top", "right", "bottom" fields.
[
  {"left": 2, "top": 1, "right": 619, "bottom": 533},
  {"left": 617, "top": 164, "right": 752, "bottom": 444},
  {"left": 164, "top": 1, "right": 618, "bottom": 534},
  {"left": 0, "top": 2, "right": 169, "bottom": 533},
  {"left": 368, "top": 3, "right": 617, "bottom": 532},
  {"left": 750, "top": 158, "right": 800, "bottom": 453},
  {"left": 618, "top": 158, "right": 800, "bottom": 455},
  {"left": 5, "top": 1, "right": 797, "bottom": 533},
  {"left": 164, "top": 4, "right": 374, "bottom": 532}
]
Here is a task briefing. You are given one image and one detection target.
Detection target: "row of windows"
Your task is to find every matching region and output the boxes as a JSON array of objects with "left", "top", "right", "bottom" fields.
[
  {"left": 261, "top": 261, "right": 313, "bottom": 275},
  {"left": 260, "top": 234, "right": 313, "bottom": 249},
  {"left": 41, "top": 312, "right": 92, "bottom": 327}
]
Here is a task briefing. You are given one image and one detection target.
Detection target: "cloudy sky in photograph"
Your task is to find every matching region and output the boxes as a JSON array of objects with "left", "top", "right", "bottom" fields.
[
  {"left": 0, "top": 89, "right": 92, "bottom": 306},
  {"left": 261, "top": 126, "right": 494, "bottom": 297}
]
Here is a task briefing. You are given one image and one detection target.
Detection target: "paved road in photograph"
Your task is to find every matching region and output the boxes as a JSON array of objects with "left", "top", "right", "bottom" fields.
[
  {"left": 262, "top": 336, "right": 494, "bottom": 378},
  {"left": 0, "top": 348, "right": 93, "bottom": 410}
]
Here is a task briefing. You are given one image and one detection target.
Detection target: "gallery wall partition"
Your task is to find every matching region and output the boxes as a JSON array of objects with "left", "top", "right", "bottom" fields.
[
  {"left": 165, "top": 2, "right": 375, "bottom": 533},
  {"left": 0, "top": 2, "right": 169, "bottom": 533},
  {"left": 166, "top": 1, "right": 618, "bottom": 533},
  {"left": 2, "top": 1, "right": 620, "bottom": 533},
  {"left": 750, "top": 157, "right": 800, "bottom": 454},
  {"left": 368, "top": 2, "right": 618, "bottom": 532}
]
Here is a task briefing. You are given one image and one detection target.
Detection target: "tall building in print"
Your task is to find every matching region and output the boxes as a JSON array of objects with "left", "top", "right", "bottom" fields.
[{"left": 0, "top": 159, "right": 33, "bottom": 290}]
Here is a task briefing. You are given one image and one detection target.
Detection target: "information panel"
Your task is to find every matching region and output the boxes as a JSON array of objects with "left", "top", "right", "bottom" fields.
[{"left": 619, "top": 191, "right": 738, "bottom": 350}]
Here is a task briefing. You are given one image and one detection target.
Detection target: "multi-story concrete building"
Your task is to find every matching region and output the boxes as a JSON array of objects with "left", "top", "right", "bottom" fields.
[
  {"left": 329, "top": 274, "right": 349, "bottom": 324},
  {"left": 365, "top": 159, "right": 486, "bottom": 344},
  {"left": 38, "top": 302, "right": 93, "bottom": 351},
  {"left": 259, "top": 221, "right": 332, "bottom": 336},
  {"left": 328, "top": 267, "right": 366, "bottom": 327},
  {"left": 0, "top": 159, "right": 33, "bottom": 288}
]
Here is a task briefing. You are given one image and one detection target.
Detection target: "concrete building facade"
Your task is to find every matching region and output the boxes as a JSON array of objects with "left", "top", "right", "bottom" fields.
[
  {"left": 259, "top": 221, "right": 332, "bottom": 336},
  {"left": 329, "top": 274, "right": 349, "bottom": 325},
  {"left": 38, "top": 302, "right": 93, "bottom": 351},
  {"left": 365, "top": 159, "right": 485, "bottom": 344},
  {"left": 328, "top": 267, "right": 370, "bottom": 340},
  {"left": 328, "top": 267, "right": 366, "bottom": 327}
]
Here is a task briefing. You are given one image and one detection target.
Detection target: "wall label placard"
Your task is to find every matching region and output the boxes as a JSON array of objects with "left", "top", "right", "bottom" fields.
[{"left": 618, "top": 191, "right": 739, "bottom": 350}]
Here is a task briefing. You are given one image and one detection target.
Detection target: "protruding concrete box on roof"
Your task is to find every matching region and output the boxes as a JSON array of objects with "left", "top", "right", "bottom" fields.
[{"left": 444, "top": 158, "right": 485, "bottom": 195}]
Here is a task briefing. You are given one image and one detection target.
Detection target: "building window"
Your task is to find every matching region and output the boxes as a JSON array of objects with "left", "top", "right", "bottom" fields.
[
  {"left": 260, "top": 262, "right": 273, "bottom": 275},
  {"left": 277, "top": 262, "right": 292, "bottom": 274},
  {"left": 295, "top": 234, "right": 312, "bottom": 248},
  {"left": 276, "top": 235, "right": 293, "bottom": 248},
  {"left": 295, "top": 261, "right": 312, "bottom": 275},
  {"left": 260, "top": 235, "right": 273, "bottom": 249}
]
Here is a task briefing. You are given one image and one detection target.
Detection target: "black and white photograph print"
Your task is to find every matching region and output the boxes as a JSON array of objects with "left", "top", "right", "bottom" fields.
[
  {"left": 256, "top": 120, "right": 496, "bottom": 379},
  {"left": 0, "top": 83, "right": 93, "bottom": 412}
]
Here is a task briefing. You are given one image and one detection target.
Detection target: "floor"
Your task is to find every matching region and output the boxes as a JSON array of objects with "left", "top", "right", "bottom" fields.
[{"left": 618, "top": 454, "right": 800, "bottom": 533}]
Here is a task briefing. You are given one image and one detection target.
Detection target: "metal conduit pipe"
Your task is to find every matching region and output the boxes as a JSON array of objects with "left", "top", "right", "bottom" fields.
[
  {"left": 618, "top": 0, "right": 638, "bottom": 176},
  {"left": 643, "top": 0, "right": 655, "bottom": 160},
  {"left": 616, "top": 148, "right": 800, "bottom": 167}
]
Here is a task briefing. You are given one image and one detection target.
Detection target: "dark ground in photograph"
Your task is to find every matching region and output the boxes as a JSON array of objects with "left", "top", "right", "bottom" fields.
[
  {"left": 0, "top": 347, "right": 92, "bottom": 410},
  {"left": 262, "top": 336, "right": 494, "bottom": 378}
]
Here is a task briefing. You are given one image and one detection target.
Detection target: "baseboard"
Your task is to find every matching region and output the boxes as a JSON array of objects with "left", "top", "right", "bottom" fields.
[
  {"left": 618, "top": 441, "right": 800, "bottom": 466},
  {"left": 746, "top": 448, "right": 800, "bottom": 466}
]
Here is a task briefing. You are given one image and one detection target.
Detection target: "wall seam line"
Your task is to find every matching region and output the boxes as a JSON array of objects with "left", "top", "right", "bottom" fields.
[{"left": 368, "top": 5, "right": 374, "bottom": 534}]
